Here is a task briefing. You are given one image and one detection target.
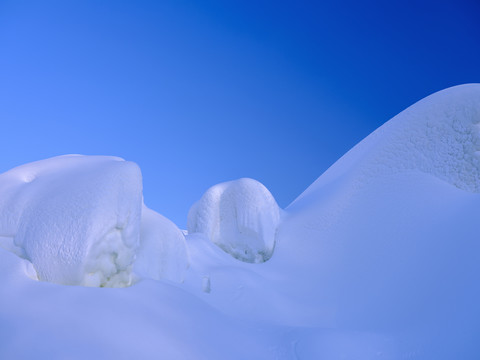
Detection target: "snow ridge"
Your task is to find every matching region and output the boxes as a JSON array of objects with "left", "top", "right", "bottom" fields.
[
  {"left": 365, "top": 84, "right": 480, "bottom": 190},
  {"left": 293, "top": 84, "right": 480, "bottom": 209}
]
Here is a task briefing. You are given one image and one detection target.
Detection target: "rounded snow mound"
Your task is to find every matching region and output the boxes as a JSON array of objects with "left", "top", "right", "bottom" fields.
[
  {"left": 134, "top": 206, "right": 189, "bottom": 283},
  {"left": 0, "top": 155, "right": 143, "bottom": 287},
  {"left": 295, "top": 84, "right": 480, "bottom": 203},
  {"left": 187, "top": 178, "right": 281, "bottom": 263}
]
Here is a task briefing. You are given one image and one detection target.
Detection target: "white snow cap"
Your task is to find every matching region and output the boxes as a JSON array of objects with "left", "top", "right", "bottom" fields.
[
  {"left": 187, "top": 178, "right": 281, "bottom": 263},
  {"left": 134, "top": 206, "right": 189, "bottom": 283},
  {"left": 0, "top": 155, "right": 143, "bottom": 287}
]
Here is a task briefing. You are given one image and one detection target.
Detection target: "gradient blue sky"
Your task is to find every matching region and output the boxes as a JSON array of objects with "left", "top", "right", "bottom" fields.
[{"left": 1, "top": 0, "right": 479, "bottom": 227}]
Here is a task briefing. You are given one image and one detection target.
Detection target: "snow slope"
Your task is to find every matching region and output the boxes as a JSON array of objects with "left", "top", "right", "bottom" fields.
[
  {"left": 134, "top": 206, "right": 189, "bottom": 283},
  {"left": 1, "top": 84, "right": 480, "bottom": 359},
  {"left": 272, "top": 84, "right": 480, "bottom": 357}
]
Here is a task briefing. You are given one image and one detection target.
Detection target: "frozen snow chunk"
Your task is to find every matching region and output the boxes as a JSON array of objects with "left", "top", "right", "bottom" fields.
[
  {"left": 0, "top": 155, "right": 143, "bottom": 287},
  {"left": 187, "top": 178, "right": 280, "bottom": 263},
  {"left": 134, "top": 206, "right": 189, "bottom": 283}
]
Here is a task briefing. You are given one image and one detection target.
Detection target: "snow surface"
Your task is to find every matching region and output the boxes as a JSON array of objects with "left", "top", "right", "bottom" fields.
[
  {"left": 133, "top": 206, "right": 189, "bottom": 283},
  {"left": 187, "top": 178, "right": 281, "bottom": 263},
  {"left": 0, "top": 155, "right": 143, "bottom": 287},
  {"left": 1, "top": 84, "right": 480, "bottom": 359}
]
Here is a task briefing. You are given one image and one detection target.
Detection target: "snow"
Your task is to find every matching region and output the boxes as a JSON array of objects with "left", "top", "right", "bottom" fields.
[
  {"left": 133, "top": 206, "right": 189, "bottom": 283},
  {"left": 1, "top": 84, "right": 480, "bottom": 359},
  {"left": 0, "top": 155, "right": 143, "bottom": 287},
  {"left": 292, "top": 83, "right": 480, "bottom": 208},
  {"left": 187, "top": 178, "right": 281, "bottom": 263}
]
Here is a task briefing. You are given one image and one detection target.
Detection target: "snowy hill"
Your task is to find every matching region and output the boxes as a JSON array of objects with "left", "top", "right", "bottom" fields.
[{"left": 1, "top": 84, "right": 480, "bottom": 359}]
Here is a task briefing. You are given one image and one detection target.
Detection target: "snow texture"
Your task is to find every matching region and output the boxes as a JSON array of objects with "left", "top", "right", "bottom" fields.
[
  {"left": 133, "top": 206, "right": 189, "bottom": 283},
  {"left": 293, "top": 84, "right": 480, "bottom": 207},
  {"left": 0, "top": 155, "right": 143, "bottom": 287},
  {"left": 187, "top": 178, "right": 281, "bottom": 263}
]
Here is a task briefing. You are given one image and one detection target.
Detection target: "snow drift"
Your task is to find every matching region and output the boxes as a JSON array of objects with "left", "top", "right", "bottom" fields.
[
  {"left": 187, "top": 178, "right": 281, "bottom": 263},
  {"left": 274, "top": 84, "right": 480, "bottom": 358},
  {"left": 292, "top": 83, "right": 480, "bottom": 207},
  {"left": 0, "top": 155, "right": 143, "bottom": 287}
]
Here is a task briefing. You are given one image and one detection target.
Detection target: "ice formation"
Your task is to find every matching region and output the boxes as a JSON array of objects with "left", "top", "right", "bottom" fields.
[
  {"left": 134, "top": 206, "right": 189, "bottom": 283},
  {"left": 187, "top": 178, "right": 281, "bottom": 263},
  {"left": 0, "top": 155, "right": 143, "bottom": 287}
]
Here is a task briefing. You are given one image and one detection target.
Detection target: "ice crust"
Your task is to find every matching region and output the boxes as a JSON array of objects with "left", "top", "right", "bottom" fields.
[{"left": 187, "top": 178, "right": 281, "bottom": 263}]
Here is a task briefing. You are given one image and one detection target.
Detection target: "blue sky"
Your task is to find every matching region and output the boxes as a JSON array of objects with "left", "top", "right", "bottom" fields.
[{"left": 1, "top": 0, "right": 479, "bottom": 227}]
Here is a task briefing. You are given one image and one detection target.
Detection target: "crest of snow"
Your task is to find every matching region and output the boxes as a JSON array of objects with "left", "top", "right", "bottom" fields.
[
  {"left": 293, "top": 84, "right": 480, "bottom": 208},
  {"left": 133, "top": 206, "right": 189, "bottom": 283},
  {"left": 187, "top": 178, "right": 280, "bottom": 263},
  {"left": 0, "top": 155, "right": 143, "bottom": 287}
]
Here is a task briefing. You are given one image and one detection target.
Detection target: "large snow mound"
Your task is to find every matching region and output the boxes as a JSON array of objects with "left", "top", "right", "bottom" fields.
[
  {"left": 134, "top": 206, "right": 189, "bottom": 283},
  {"left": 187, "top": 178, "right": 281, "bottom": 263},
  {"left": 293, "top": 84, "right": 480, "bottom": 208},
  {"left": 273, "top": 84, "right": 480, "bottom": 358},
  {"left": 0, "top": 155, "right": 143, "bottom": 287}
]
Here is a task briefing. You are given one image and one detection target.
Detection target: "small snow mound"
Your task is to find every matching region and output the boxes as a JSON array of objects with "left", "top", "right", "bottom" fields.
[
  {"left": 0, "top": 155, "right": 143, "bottom": 287},
  {"left": 187, "top": 178, "right": 280, "bottom": 263},
  {"left": 134, "top": 206, "right": 189, "bottom": 283}
]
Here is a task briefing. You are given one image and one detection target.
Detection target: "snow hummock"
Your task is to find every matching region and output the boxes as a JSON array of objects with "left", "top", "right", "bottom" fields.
[
  {"left": 187, "top": 178, "right": 281, "bottom": 263},
  {"left": 0, "top": 155, "right": 143, "bottom": 287}
]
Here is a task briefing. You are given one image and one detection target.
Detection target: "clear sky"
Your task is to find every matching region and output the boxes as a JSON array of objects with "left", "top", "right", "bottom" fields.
[{"left": 1, "top": 0, "right": 479, "bottom": 227}]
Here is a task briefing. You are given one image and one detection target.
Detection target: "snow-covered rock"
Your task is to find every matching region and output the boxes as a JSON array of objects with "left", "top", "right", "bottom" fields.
[
  {"left": 134, "top": 206, "right": 189, "bottom": 283},
  {"left": 187, "top": 178, "right": 281, "bottom": 263},
  {"left": 0, "top": 155, "right": 143, "bottom": 287}
]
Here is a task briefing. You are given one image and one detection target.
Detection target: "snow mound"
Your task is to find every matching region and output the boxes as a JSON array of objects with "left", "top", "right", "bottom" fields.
[
  {"left": 294, "top": 84, "right": 480, "bottom": 206},
  {"left": 276, "top": 84, "right": 480, "bottom": 357},
  {"left": 134, "top": 206, "right": 189, "bottom": 283},
  {"left": 187, "top": 178, "right": 280, "bottom": 263},
  {"left": 0, "top": 155, "right": 143, "bottom": 287}
]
